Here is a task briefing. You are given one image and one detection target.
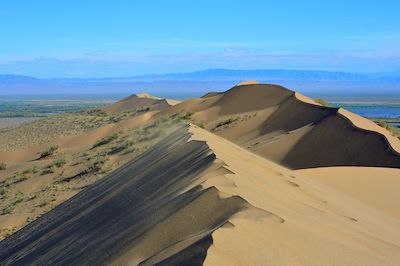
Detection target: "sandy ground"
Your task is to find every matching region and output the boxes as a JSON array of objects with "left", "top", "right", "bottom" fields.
[
  {"left": 158, "top": 83, "right": 400, "bottom": 169},
  {"left": 296, "top": 167, "right": 400, "bottom": 220},
  {"left": 1, "top": 124, "right": 399, "bottom": 265},
  {"left": 1, "top": 83, "right": 400, "bottom": 265},
  {"left": 190, "top": 125, "right": 400, "bottom": 266}
]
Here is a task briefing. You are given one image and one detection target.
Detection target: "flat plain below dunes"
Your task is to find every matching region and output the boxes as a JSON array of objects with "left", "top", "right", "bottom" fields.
[
  {"left": 1, "top": 125, "right": 400, "bottom": 265},
  {"left": 0, "top": 117, "right": 41, "bottom": 129}
]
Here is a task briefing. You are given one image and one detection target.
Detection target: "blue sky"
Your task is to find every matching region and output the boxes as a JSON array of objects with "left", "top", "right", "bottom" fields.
[{"left": 0, "top": 0, "right": 399, "bottom": 77}]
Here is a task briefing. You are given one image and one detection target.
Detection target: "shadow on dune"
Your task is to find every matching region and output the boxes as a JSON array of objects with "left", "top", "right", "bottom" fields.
[
  {"left": 0, "top": 125, "right": 249, "bottom": 265},
  {"left": 180, "top": 83, "right": 400, "bottom": 170}
]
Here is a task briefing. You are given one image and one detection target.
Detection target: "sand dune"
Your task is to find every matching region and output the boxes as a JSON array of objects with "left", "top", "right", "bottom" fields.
[
  {"left": 1, "top": 124, "right": 400, "bottom": 265},
  {"left": 103, "top": 93, "right": 171, "bottom": 114},
  {"left": 1, "top": 83, "right": 400, "bottom": 265},
  {"left": 161, "top": 83, "right": 400, "bottom": 169}
]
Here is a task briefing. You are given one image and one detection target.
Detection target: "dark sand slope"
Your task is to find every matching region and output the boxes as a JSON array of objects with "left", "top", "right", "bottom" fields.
[
  {"left": 0, "top": 125, "right": 251, "bottom": 265},
  {"left": 166, "top": 83, "right": 400, "bottom": 169},
  {"left": 1, "top": 125, "right": 400, "bottom": 265},
  {"left": 283, "top": 112, "right": 400, "bottom": 168}
]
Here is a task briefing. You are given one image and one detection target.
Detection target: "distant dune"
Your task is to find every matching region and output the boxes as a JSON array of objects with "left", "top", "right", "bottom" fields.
[
  {"left": 0, "top": 82, "right": 400, "bottom": 265},
  {"left": 102, "top": 93, "right": 172, "bottom": 114},
  {"left": 163, "top": 83, "right": 400, "bottom": 169}
]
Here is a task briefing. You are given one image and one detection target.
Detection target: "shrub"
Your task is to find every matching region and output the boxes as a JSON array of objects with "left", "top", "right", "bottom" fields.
[
  {"left": 22, "top": 166, "right": 39, "bottom": 175},
  {"left": 41, "top": 165, "right": 56, "bottom": 175},
  {"left": 0, "top": 162, "right": 6, "bottom": 170},
  {"left": 182, "top": 113, "right": 192, "bottom": 120},
  {"left": 3, "top": 173, "right": 28, "bottom": 186},
  {"left": 1, "top": 193, "right": 25, "bottom": 215},
  {"left": 176, "top": 111, "right": 193, "bottom": 120},
  {"left": 314, "top": 98, "right": 329, "bottom": 107},
  {"left": 196, "top": 122, "right": 205, "bottom": 129},
  {"left": 86, "top": 156, "right": 107, "bottom": 174},
  {"left": 85, "top": 108, "right": 108, "bottom": 117},
  {"left": 377, "top": 120, "right": 398, "bottom": 137},
  {"left": 1, "top": 205, "right": 14, "bottom": 215},
  {"left": 92, "top": 133, "right": 118, "bottom": 148},
  {"left": 377, "top": 120, "right": 389, "bottom": 129},
  {"left": 215, "top": 117, "right": 238, "bottom": 129},
  {"left": 122, "top": 147, "right": 137, "bottom": 155},
  {"left": 31, "top": 166, "right": 40, "bottom": 174},
  {"left": 0, "top": 188, "right": 7, "bottom": 199},
  {"left": 53, "top": 158, "right": 66, "bottom": 168},
  {"left": 136, "top": 106, "right": 150, "bottom": 113},
  {"left": 39, "top": 145, "right": 59, "bottom": 159}
]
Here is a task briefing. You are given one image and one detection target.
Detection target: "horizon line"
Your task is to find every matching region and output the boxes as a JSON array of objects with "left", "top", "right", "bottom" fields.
[{"left": 1, "top": 67, "right": 399, "bottom": 80}]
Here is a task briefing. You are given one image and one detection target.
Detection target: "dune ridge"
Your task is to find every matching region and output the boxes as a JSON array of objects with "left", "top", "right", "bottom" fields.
[
  {"left": 161, "top": 83, "right": 400, "bottom": 169},
  {"left": 1, "top": 124, "right": 400, "bottom": 265},
  {"left": 0, "top": 125, "right": 257, "bottom": 265},
  {"left": 1, "top": 82, "right": 400, "bottom": 265},
  {"left": 103, "top": 93, "right": 172, "bottom": 114}
]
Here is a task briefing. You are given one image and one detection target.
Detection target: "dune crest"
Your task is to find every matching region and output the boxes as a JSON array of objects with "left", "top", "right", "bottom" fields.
[
  {"left": 337, "top": 108, "right": 400, "bottom": 153},
  {"left": 1, "top": 83, "right": 400, "bottom": 265},
  {"left": 161, "top": 83, "right": 400, "bottom": 169},
  {"left": 135, "top": 92, "right": 161, "bottom": 99},
  {"left": 103, "top": 93, "right": 171, "bottom": 114},
  {"left": 1, "top": 124, "right": 400, "bottom": 265},
  {"left": 235, "top": 80, "right": 259, "bottom": 86}
]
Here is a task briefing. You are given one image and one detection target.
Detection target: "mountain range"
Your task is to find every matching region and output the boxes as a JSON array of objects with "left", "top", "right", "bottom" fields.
[{"left": 1, "top": 69, "right": 400, "bottom": 98}]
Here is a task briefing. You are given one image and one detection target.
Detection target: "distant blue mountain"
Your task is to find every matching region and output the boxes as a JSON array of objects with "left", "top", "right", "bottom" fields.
[
  {"left": 0, "top": 69, "right": 399, "bottom": 99},
  {"left": 129, "top": 69, "right": 369, "bottom": 81},
  {"left": 0, "top": 74, "right": 39, "bottom": 84},
  {"left": 69, "top": 69, "right": 372, "bottom": 82}
]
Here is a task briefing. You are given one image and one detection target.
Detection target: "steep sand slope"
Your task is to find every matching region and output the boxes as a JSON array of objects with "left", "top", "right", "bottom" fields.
[
  {"left": 162, "top": 83, "right": 400, "bottom": 169},
  {"left": 190, "top": 126, "right": 400, "bottom": 266},
  {"left": 1, "top": 125, "right": 400, "bottom": 265},
  {"left": 296, "top": 167, "right": 400, "bottom": 220},
  {"left": 0, "top": 110, "right": 164, "bottom": 239}
]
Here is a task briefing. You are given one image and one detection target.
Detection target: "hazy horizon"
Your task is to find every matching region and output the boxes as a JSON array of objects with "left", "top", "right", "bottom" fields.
[{"left": 2, "top": 67, "right": 400, "bottom": 80}]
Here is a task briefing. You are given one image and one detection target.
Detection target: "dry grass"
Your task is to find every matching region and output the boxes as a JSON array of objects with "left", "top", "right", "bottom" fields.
[
  {"left": 0, "top": 113, "right": 184, "bottom": 240},
  {"left": 0, "top": 108, "right": 150, "bottom": 151},
  {"left": 314, "top": 98, "right": 329, "bottom": 107},
  {"left": 377, "top": 120, "right": 400, "bottom": 138},
  {"left": 39, "top": 145, "right": 59, "bottom": 159},
  {"left": 214, "top": 117, "right": 239, "bottom": 130}
]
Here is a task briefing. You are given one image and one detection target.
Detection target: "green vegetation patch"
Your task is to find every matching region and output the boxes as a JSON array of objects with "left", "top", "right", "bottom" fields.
[
  {"left": 53, "top": 158, "right": 67, "bottom": 168},
  {"left": 1, "top": 193, "right": 26, "bottom": 215},
  {"left": 92, "top": 133, "right": 119, "bottom": 148},
  {"left": 2, "top": 173, "right": 29, "bottom": 187},
  {"left": 214, "top": 117, "right": 239, "bottom": 130},
  {"left": 376, "top": 120, "right": 400, "bottom": 138},
  {"left": 39, "top": 145, "right": 59, "bottom": 159},
  {"left": 314, "top": 98, "right": 329, "bottom": 107}
]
